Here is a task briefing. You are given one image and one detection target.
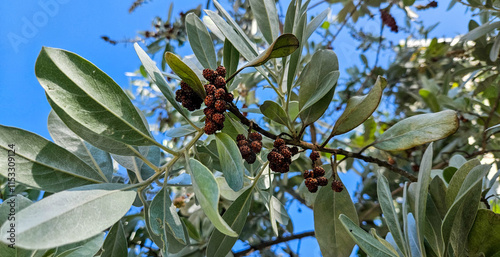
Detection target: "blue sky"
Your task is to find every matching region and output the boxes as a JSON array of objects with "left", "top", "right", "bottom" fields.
[{"left": 0, "top": 0, "right": 471, "bottom": 256}]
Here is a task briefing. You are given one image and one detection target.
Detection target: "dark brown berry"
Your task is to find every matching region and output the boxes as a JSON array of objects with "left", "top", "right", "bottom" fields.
[
  {"left": 204, "top": 107, "right": 216, "bottom": 119},
  {"left": 317, "top": 177, "right": 328, "bottom": 186},
  {"left": 280, "top": 146, "right": 292, "bottom": 159},
  {"left": 331, "top": 180, "right": 344, "bottom": 192},
  {"left": 303, "top": 170, "right": 313, "bottom": 179},
  {"left": 305, "top": 177, "right": 318, "bottom": 190},
  {"left": 236, "top": 134, "right": 246, "bottom": 141},
  {"left": 308, "top": 184, "right": 318, "bottom": 193},
  {"left": 245, "top": 152, "right": 257, "bottom": 164},
  {"left": 237, "top": 140, "right": 248, "bottom": 147},
  {"left": 249, "top": 132, "right": 262, "bottom": 142},
  {"left": 225, "top": 93, "right": 234, "bottom": 103},
  {"left": 239, "top": 145, "right": 252, "bottom": 158},
  {"left": 291, "top": 146, "right": 299, "bottom": 156},
  {"left": 204, "top": 84, "right": 216, "bottom": 95},
  {"left": 203, "top": 69, "right": 218, "bottom": 82},
  {"left": 250, "top": 140, "right": 262, "bottom": 153},
  {"left": 212, "top": 113, "right": 225, "bottom": 126},
  {"left": 267, "top": 151, "right": 281, "bottom": 162},
  {"left": 313, "top": 167, "right": 325, "bottom": 178},
  {"left": 274, "top": 138, "right": 285, "bottom": 148},
  {"left": 214, "top": 76, "right": 226, "bottom": 88},
  {"left": 204, "top": 95, "right": 215, "bottom": 107},
  {"left": 214, "top": 88, "right": 226, "bottom": 99},
  {"left": 310, "top": 151, "right": 320, "bottom": 162},
  {"left": 278, "top": 163, "right": 290, "bottom": 173},
  {"left": 380, "top": 9, "right": 398, "bottom": 33},
  {"left": 214, "top": 100, "right": 226, "bottom": 112},
  {"left": 175, "top": 82, "right": 203, "bottom": 111},
  {"left": 216, "top": 65, "right": 226, "bottom": 78},
  {"left": 204, "top": 121, "right": 218, "bottom": 135}
]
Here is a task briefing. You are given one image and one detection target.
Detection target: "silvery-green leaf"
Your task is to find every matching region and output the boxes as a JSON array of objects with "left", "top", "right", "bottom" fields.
[
  {"left": 215, "top": 133, "right": 244, "bottom": 191},
  {"left": 186, "top": 13, "right": 217, "bottom": 70}
]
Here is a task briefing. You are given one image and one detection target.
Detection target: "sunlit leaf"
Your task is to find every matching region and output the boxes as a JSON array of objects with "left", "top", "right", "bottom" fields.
[
  {"left": 215, "top": 133, "right": 244, "bottom": 191},
  {"left": 165, "top": 52, "right": 205, "bottom": 98},
  {"left": 186, "top": 13, "right": 217, "bottom": 70}
]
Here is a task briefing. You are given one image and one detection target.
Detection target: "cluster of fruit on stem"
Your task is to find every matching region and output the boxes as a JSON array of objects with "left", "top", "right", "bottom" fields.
[
  {"left": 267, "top": 138, "right": 299, "bottom": 174},
  {"left": 303, "top": 151, "right": 328, "bottom": 193},
  {"left": 237, "top": 132, "right": 263, "bottom": 164}
]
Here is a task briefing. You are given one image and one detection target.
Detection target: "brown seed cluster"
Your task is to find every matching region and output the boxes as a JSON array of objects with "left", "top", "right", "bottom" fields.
[
  {"left": 331, "top": 180, "right": 344, "bottom": 192},
  {"left": 175, "top": 81, "right": 204, "bottom": 111},
  {"left": 267, "top": 138, "right": 296, "bottom": 173},
  {"left": 380, "top": 9, "right": 398, "bottom": 33},
  {"left": 202, "top": 66, "right": 234, "bottom": 135},
  {"left": 237, "top": 132, "right": 262, "bottom": 164},
  {"left": 303, "top": 151, "right": 328, "bottom": 193}
]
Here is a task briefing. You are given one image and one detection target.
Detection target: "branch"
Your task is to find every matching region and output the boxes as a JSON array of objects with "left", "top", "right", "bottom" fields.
[
  {"left": 233, "top": 231, "right": 315, "bottom": 257},
  {"left": 228, "top": 103, "right": 418, "bottom": 182}
]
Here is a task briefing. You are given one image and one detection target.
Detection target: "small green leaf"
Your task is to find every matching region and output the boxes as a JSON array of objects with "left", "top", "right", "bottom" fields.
[
  {"left": 134, "top": 43, "right": 191, "bottom": 122},
  {"left": 0, "top": 125, "right": 105, "bottom": 192},
  {"left": 101, "top": 221, "right": 127, "bottom": 257},
  {"left": 48, "top": 110, "right": 113, "bottom": 182},
  {"left": 442, "top": 164, "right": 490, "bottom": 255},
  {"left": 331, "top": 76, "right": 385, "bottom": 136},
  {"left": 149, "top": 186, "right": 187, "bottom": 244},
  {"left": 373, "top": 110, "right": 459, "bottom": 151},
  {"left": 215, "top": 133, "right": 244, "bottom": 191},
  {"left": 445, "top": 159, "right": 481, "bottom": 208},
  {"left": 339, "top": 214, "right": 399, "bottom": 257},
  {"left": 467, "top": 209, "right": 500, "bottom": 256},
  {"left": 54, "top": 233, "right": 104, "bottom": 257},
  {"left": 419, "top": 89, "right": 441, "bottom": 112},
  {"left": 165, "top": 52, "right": 205, "bottom": 98},
  {"left": 305, "top": 8, "right": 330, "bottom": 40},
  {"left": 112, "top": 146, "right": 160, "bottom": 182},
  {"left": 206, "top": 187, "right": 253, "bottom": 257},
  {"left": 36, "top": 47, "right": 153, "bottom": 146},
  {"left": 314, "top": 184, "right": 358, "bottom": 257},
  {"left": 377, "top": 173, "right": 408, "bottom": 255},
  {"left": 370, "top": 229, "right": 399, "bottom": 256},
  {"left": 223, "top": 39, "right": 240, "bottom": 88},
  {"left": 165, "top": 123, "right": 203, "bottom": 138},
  {"left": 186, "top": 13, "right": 217, "bottom": 70},
  {"left": 299, "top": 71, "right": 339, "bottom": 113},
  {"left": 286, "top": 12, "right": 307, "bottom": 94},
  {"left": 415, "top": 143, "right": 433, "bottom": 255},
  {"left": 260, "top": 100, "right": 289, "bottom": 126},
  {"left": 186, "top": 159, "right": 237, "bottom": 237},
  {"left": 249, "top": 0, "right": 279, "bottom": 44},
  {"left": 462, "top": 21, "right": 500, "bottom": 42},
  {"left": 0, "top": 183, "right": 136, "bottom": 249}
]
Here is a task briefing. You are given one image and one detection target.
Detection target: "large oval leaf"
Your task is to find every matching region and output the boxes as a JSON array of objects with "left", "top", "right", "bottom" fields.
[
  {"left": 414, "top": 144, "right": 433, "bottom": 255},
  {"left": 260, "top": 100, "right": 289, "bottom": 126},
  {"left": 0, "top": 183, "right": 136, "bottom": 249},
  {"left": 112, "top": 145, "right": 160, "bottom": 182},
  {"left": 0, "top": 125, "right": 105, "bottom": 192},
  {"left": 215, "top": 133, "right": 244, "bottom": 191},
  {"left": 149, "top": 186, "right": 187, "bottom": 244},
  {"left": 48, "top": 110, "right": 113, "bottom": 182},
  {"left": 165, "top": 52, "right": 205, "bottom": 98},
  {"left": 186, "top": 13, "right": 217, "bottom": 70},
  {"left": 101, "top": 221, "right": 127, "bottom": 257},
  {"left": 35, "top": 47, "right": 153, "bottom": 146},
  {"left": 331, "top": 76, "right": 386, "bottom": 136},
  {"left": 314, "top": 183, "right": 358, "bottom": 257},
  {"left": 467, "top": 209, "right": 500, "bottom": 257},
  {"left": 249, "top": 0, "right": 279, "bottom": 44},
  {"left": 373, "top": 110, "right": 459, "bottom": 151},
  {"left": 186, "top": 159, "right": 237, "bottom": 237},
  {"left": 206, "top": 187, "right": 253, "bottom": 257},
  {"left": 298, "top": 70, "right": 339, "bottom": 114}
]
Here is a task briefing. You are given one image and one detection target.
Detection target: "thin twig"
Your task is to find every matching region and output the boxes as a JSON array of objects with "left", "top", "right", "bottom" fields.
[{"left": 233, "top": 231, "right": 315, "bottom": 256}]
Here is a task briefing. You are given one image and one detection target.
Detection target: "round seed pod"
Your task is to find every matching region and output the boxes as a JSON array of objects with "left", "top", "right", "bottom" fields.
[
  {"left": 214, "top": 100, "right": 227, "bottom": 112},
  {"left": 273, "top": 138, "right": 285, "bottom": 148},
  {"left": 250, "top": 140, "right": 262, "bottom": 153},
  {"left": 245, "top": 152, "right": 257, "bottom": 164},
  {"left": 331, "top": 180, "right": 344, "bottom": 192},
  {"left": 212, "top": 113, "right": 225, "bottom": 126},
  {"left": 216, "top": 65, "right": 226, "bottom": 78},
  {"left": 313, "top": 166, "right": 325, "bottom": 178},
  {"left": 214, "top": 88, "right": 226, "bottom": 100},
  {"left": 249, "top": 132, "right": 262, "bottom": 142},
  {"left": 214, "top": 76, "right": 226, "bottom": 88},
  {"left": 236, "top": 134, "right": 246, "bottom": 141},
  {"left": 203, "top": 69, "right": 218, "bottom": 82},
  {"left": 239, "top": 145, "right": 252, "bottom": 158},
  {"left": 309, "top": 151, "right": 320, "bottom": 162},
  {"left": 204, "top": 84, "right": 216, "bottom": 95},
  {"left": 204, "top": 95, "right": 216, "bottom": 107},
  {"left": 225, "top": 93, "right": 234, "bottom": 103},
  {"left": 204, "top": 107, "right": 216, "bottom": 120},
  {"left": 303, "top": 170, "right": 313, "bottom": 179},
  {"left": 204, "top": 121, "right": 218, "bottom": 135},
  {"left": 317, "top": 177, "right": 328, "bottom": 186}
]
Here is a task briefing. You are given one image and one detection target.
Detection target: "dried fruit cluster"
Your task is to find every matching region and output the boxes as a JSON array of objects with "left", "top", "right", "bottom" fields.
[
  {"left": 237, "top": 132, "right": 263, "bottom": 164},
  {"left": 380, "top": 9, "right": 398, "bottom": 33},
  {"left": 175, "top": 81, "right": 204, "bottom": 111},
  {"left": 267, "top": 138, "right": 298, "bottom": 173},
  {"left": 416, "top": 1, "right": 438, "bottom": 9},
  {"left": 202, "top": 66, "right": 234, "bottom": 135},
  {"left": 303, "top": 151, "right": 328, "bottom": 193}
]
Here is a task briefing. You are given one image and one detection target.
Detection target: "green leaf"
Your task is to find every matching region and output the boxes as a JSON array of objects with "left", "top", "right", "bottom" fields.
[
  {"left": 223, "top": 39, "right": 240, "bottom": 88},
  {"left": 186, "top": 159, "right": 237, "bottom": 237},
  {"left": 424, "top": 188, "right": 445, "bottom": 257},
  {"left": 0, "top": 183, "right": 136, "bottom": 249},
  {"left": 467, "top": 209, "right": 500, "bottom": 256},
  {"left": 102, "top": 221, "right": 127, "bottom": 257},
  {"left": 165, "top": 52, "right": 205, "bottom": 98},
  {"left": 373, "top": 110, "right": 459, "bottom": 151},
  {"left": 150, "top": 186, "right": 187, "bottom": 244},
  {"left": 54, "top": 233, "right": 104, "bottom": 257},
  {"left": 298, "top": 49, "right": 339, "bottom": 125},
  {"left": 441, "top": 164, "right": 490, "bottom": 255},
  {"left": 377, "top": 173, "right": 408, "bottom": 255},
  {"left": 215, "top": 133, "right": 244, "bottom": 191},
  {"left": 48, "top": 110, "right": 113, "bottom": 182},
  {"left": 339, "top": 214, "right": 399, "bottom": 257},
  {"left": 332, "top": 76, "right": 386, "bottom": 136},
  {"left": 206, "top": 187, "right": 253, "bottom": 257},
  {"left": 299, "top": 71, "right": 339, "bottom": 113},
  {"left": 286, "top": 11, "right": 307, "bottom": 95},
  {"left": 165, "top": 123, "right": 203, "bottom": 138},
  {"left": 370, "top": 229, "right": 399, "bottom": 256},
  {"left": 249, "top": 0, "right": 279, "bottom": 44},
  {"left": 186, "top": 13, "right": 217, "bottom": 70},
  {"left": 260, "top": 100, "right": 290, "bottom": 126},
  {"left": 429, "top": 176, "right": 448, "bottom": 219},
  {"left": 0, "top": 195, "right": 33, "bottom": 257},
  {"left": 404, "top": 0, "right": 416, "bottom": 6},
  {"left": 415, "top": 143, "right": 433, "bottom": 256},
  {"left": 419, "top": 89, "right": 441, "bottom": 112},
  {"left": 305, "top": 8, "right": 330, "bottom": 40},
  {"left": 462, "top": 21, "right": 500, "bottom": 42},
  {"left": 445, "top": 159, "right": 481, "bottom": 208},
  {"left": 314, "top": 184, "right": 358, "bottom": 257},
  {"left": 112, "top": 146, "right": 160, "bottom": 182},
  {"left": 134, "top": 43, "right": 191, "bottom": 122},
  {"left": 407, "top": 213, "right": 422, "bottom": 257},
  {"left": 36, "top": 47, "right": 153, "bottom": 146},
  {"left": 0, "top": 125, "right": 105, "bottom": 192},
  {"left": 283, "top": 0, "right": 297, "bottom": 34}
]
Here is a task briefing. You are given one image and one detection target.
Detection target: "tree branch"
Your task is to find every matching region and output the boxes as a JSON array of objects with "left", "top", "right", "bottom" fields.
[{"left": 233, "top": 231, "right": 315, "bottom": 257}]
